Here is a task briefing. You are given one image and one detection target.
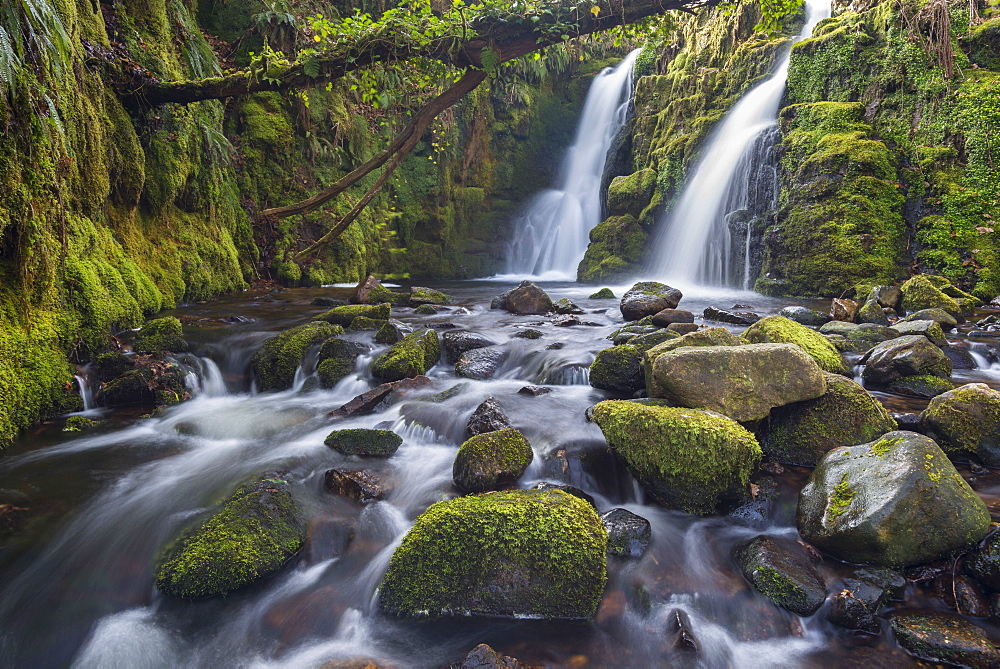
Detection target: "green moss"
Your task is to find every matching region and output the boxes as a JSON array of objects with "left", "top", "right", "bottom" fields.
[
  {"left": 378, "top": 488, "right": 607, "bottom": 619},
  {"left": 607, "top": 169, "right": 657, "bottom": 217},
  {"left": 317, "top": 358, "right": 354, "bottom": 388},
  {"left": 409, "top": 287, "right": 451, "bottom": 305},
  {"left": 869, "top": 435, "right": 903, "bottom": 458},
  {"left": 642, "top": 327, "right": 741, "bottom": 397},
  {"left": 589, "top": 345, "right": 644, "bottom": 395},
  {"left": 134, "top": 316, "right": 188, "bottom": 353},
  {"left": 63, "top": 415, "right": 101, "bottom": 431},
  {"left": 371, "top": 328, "right": 441, "bottom": 382},
  {"left": 827, "top": 474, "right": 855, "bottom": 521},
  {"left": 589, "top": 288, "right": 615, "bottom": 299},
  {"left": 887, "top": 374, "right": 955, "bottom": 398},
  {"left": 413, "top": 304, "right": 437, "bottom": 315},
  {"left": 742, "top": 315, "right": 851, "bottom": 375},
  {"left": 348, "top": 316, "right": 388, "bottom": 331},
  {"left": 900, "top": 275, "right": 962, "bottom": 318},
  {"left": 316, "top": 303, "right": 391, "bottom": 327},
  {"left": 155, "top": 475, "right": 305, "bottom": 599},
  {"left": 453, "top": 428, "right": 533, "bottom": 492},
  {"left": 577, "top": 215, "right": 648, "bottom": 283},
  {"left": 324, "top": 428, "right": 402, "bottom": 456},
  {"left": 250, "top": 321, "right": 341, "bottom": 392},
  {"left": 370, "top": 286, "right": 411, "bottom": 307}
]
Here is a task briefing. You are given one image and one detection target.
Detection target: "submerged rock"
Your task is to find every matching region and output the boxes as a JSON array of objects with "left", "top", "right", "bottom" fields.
[
  {"left": 371, "top": 328, "right": 441, "bottom": 382},
  {"left": 316, "top": 303, "right": 391, "bottom": 327},
  {"left": 442, "top": 331, "right": 497, "bottom": 364},
  {"left": 466, "top": 397, "right": 512, "bottom": 436},
  {"left": 323, "top": 468, "right": 383, "bottom": 504},
  {"left": 378, "top": 488, "right": 607, "bottom": 619},
  {"left": 778, "top": 306, "right": 830, "bottom": 327},
  {"left": 797, "top": 431, "right": 990, "bottom": 567},
  {"left": 919, "top": 383, "right": 1000, "bottom": 466},
  {"left": 491, "top": 281, "right": 553, "bottom": 315},
  {"left": 964, "top": 529, "right": 1000, "bottom": 590},
  {"left": 456, "top": 346, "right": 508, "bottom": 380},
  {"left": 251, "top": 321, "right": 342, "bottom": 392},
  {"left": 591, "top": 400, "right": 761, "bottom": 514},
  {"left": 589, "top": 345, "right": 644, "bottom": 395},
  {"left": 734, "top": 536, "right": 826, "bottom": 616},
  {"left": 453, "top": 428, "right": 533, "bottom": 493},
  {"left": 860, "top": 335, "right": 952, "bottom": 386},
  {"left": 742, "top": 315, "right": 851, "bottom": 376},
  {"left": 890, "top": 611, "right": 1000, "bottom": 668},
  {"left": 327, "top": 377, "right": 431, "bottom": 418},
  {"left": 155, "top": 474, "right": 306, "bottom": 599},
  {"left": 601, "top": 508, "right": 651, "bottom": 558},
  {"left": 620, "top": 282, "right": 682, "bottom": 321},
  {"left": 134, "top": 317, "right": 189, "bottom": 354},
  {"left": 324, "top": 428, "right": 402, "bottom": 456}
]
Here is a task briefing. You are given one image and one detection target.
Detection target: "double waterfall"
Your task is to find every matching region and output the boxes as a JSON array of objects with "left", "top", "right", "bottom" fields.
[{"left": 505, "top": 49, "right": 641, "bottom": 280}]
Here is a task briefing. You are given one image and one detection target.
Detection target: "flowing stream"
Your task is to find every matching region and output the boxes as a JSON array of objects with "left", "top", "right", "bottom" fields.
[
  {"left": 504, "top": 50, "right": 640, "bottom": 281},
  {"left": 648, "top": 0, "right": 832, "bottom": 289},
  {"left": 2, "top": 282, "right": 1000, "bottom": 667}
]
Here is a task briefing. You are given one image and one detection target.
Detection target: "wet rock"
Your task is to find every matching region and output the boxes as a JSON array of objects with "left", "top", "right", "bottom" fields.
[
  {"left": 530, "top": 482, "right": 597, "bottom": 508},
  {"left": 518, "top": 385, "right": 552, "bottom": 396},
  {"left": 830, "top": 298, "right": 858, "bottom": 322},
  {"left": 860, "top": 335, "right": 952, "bottom": 386},
  {"left": 589, "top": 288, "right": 615, "bottom": 299},
  {"left": 628, "top": 330, "right": 680, "bottom": 352},
  {"left": 620, "top": 282, "right": 683, "bottom": 321},
  {"left": 554, "top": 297, "right": 584, "bottom": 314},
  {"left": 667, "top": 323, "right": 699, "bottom": 335},
  {"left": 965, "top": 529, "right": 1000, "bottom": 590},
  {"left": 828, "top": 589, "right": 881, "bottom": 634},
  {"left": 155, "top": 474, "right": 306, "bottom": 599},
  {"left": 900, "top": 275, "right": 963, "bottom": 319},
  {"left": 63, "top": 416, "right": 102, "bottom": 432},
  {"left": 378, "top": 488, "right": 607, "bottom": 619},
  {"left": 797, "top": 431, "right": 990, "bottom": 567},
  {"left": 316, "top": 303, "right": 391, "bottom": 327},
  {"left": 890, "top": 611, "right": 1000, "bottom": 668},
  {"left": 456, "top": 346, "right": 508, "bottom": 380},
  {"left": 466, "top": 397, "right": 512, "bottom": 436},
  {"left": 828, "top": 570, "right": 902, "bottom": 632},
  {"left": 349, "top": 316, "right": 387, "bottom": 331},
  {"left": 610, "top": 325, "right": 658, "bottom": 345},
  {"left": 512, "top": 328, "right": 543, "bottom": 339},
  {"left": 885, "top": 375, "right": 954, "bottom": 398},
  {"left": 375, "top": 319, "right": 411, "bottom": 345},
  {"left": 453, "top": 428, "right": 533, "bottom": 493},
  {"left": 818, "top": 321, "right": 898, "bottom": 343},
  {"left": 649, "top": 343, "right": 827, "bottom": 422},
  {"left": 856, "top": 299, "right": 890, "bottom": 326},
  {"left": 641, "top": 327, "right": 741, "bottom": 396},
  {"left": 442, "top": 331, "right": 497, "bottom": 363},
  {"left": 779, "top": 306, "right": 830, "bottom": 327},
  {"left": 903, "top": 307, "right": 959, "bottom": 329},
  {"left": 491, "top": 281, "right": 553, "bottom": 315},
  {"left": 324, "top": 428, "right": 403, "bottom": 456},
  {"left": 702, "top": 306, "right": 760, "bottom": 325},
  {"left": 665, "top": 609, "right": 699, "bottom": 652},
  {"left": 251, "top": 321, "right": 344, "bottom": 392},
  {"left": 552, "top": 315, "right": 581, "bottom": 327},
  {"left": 97, "top": 360, "right": 189, "bottom": 408},
  {"left": 890, "top": 319, "right": 946, "bottom": 345},
  {"left": 450, "top": 644, "right": 526, "bottom": 669},
  {"left": 351, "top": 275, "right": 382, "bottom": 304},
  {"left": 869, "top": 285, "right": 902, "bottom": 309},
  {"left": 601, "top": 508, "right": 651, "bottom": 558},
  {"left": 651, "top": 309, "right": 694, "bottom": 326},
  {"left": 729, "top": 476, "right": 780, "bottom": 525},
  {"left": 323, "top": 468, "right": 383, "bottom": 504},
  {"left": 371, "top": 328, "right": 441, "bottom": 382},
  {"left": 919, "top": 383, "right": 1000, "bottom": 466},
  {"left": 757, "top": 373, "right": 896, "bottom": 466},
  {"left": 134, "top": 317, "right": 189, "bottom": 354},
  {"left": 590, "top": 345, "right": 644, "bottom": 395},
  {"left": 311, "top": 296, "right": 345, "bottom": 307},
  {"left": 327, "top": 377, "right": 431, "bottom": 418},
  {"left": 305, "top": 518, "right": 354, "bottom": 563},
  {"left": 316, "top": 337, "right": 369, "bottom": 388},
  {"left": 742, "top": 315, "right": 851, "bottom": 375},
  {"left": 933, "top": 573, "right": 991, "bottom": 617},
  {"left": 409, "top": 286, "right": 451, "bottom": 305},
  {"left": 544, "top": 342, "right": 565, "bottom": 350},
  {"left": 91, "top": 351, "right": 134, "bottom": 383},
  {"left": 734, "top": 536, "right": 826, "bottom": 616},
  {"left": 591, "top": 401, "right": 761, "bottom": 514},
  {"left": 413, "top": 304, "right": 437, "bottom": 315}
]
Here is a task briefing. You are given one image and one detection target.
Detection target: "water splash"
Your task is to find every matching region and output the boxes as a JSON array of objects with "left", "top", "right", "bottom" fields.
[{"left": 505, "top": 49, "right": 640, "bottom": 280}]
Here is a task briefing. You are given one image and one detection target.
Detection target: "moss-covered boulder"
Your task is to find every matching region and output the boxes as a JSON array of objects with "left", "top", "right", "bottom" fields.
[
  {"left": 797, "top": 431, "right": 990, "bottom": 567},
  {"left": 889, "top": 319, "right": 946, "bottom": 344},
  {"left": 900, "top": 275, "right": 962, "bottom": 319},
  {"left": 375, "top": 320, "right": 410, "bottom": 344},
  {"left": 619, "top": 282, "right": 683, "bottom": 321},
  {"left": 371, "top": 328, "right": 441, "bottom": 382},
  {"left": 885, "top": 374, "right": 954, "bottom": 398},
  {"left": 861, "top": 335, "right": 952, "bottom": 387},
  {"left": 649, "top": 343, "right": 827, "bottom": 422},
  {"left": 890, "top": 612, "right": 1000, "bottom": 668},
  {"left": 155, "top": 474, "right": 306, "bottom": 599},
  {"left": 491, "top": 281, "right": 553, "bottom": 315},
  {"left": 316, "top": 303, "right": 391, "bottom": 327},
  {"left": 349, "top": 316, "right": 388, "bottom": 331},
  {"left": 589, "top": 345, "right": 644, "bottom": 395},
  {"left": 628, "top": 330, "right": 680, "bottom": 352},
  {"left": 409, "top": 286, "right": 451, "bottom": 305},
  {"left": 641, "top": 327, "right": 740, "bottom": 396},
  {"left": 324, "top": 428, "right": 402, "bottom": 456},
  {"left": 607, "top": 168, "right": 657, "bottom": 217},
  {"left": 742, "top": 315, "right": 851, "bottom": 376},
  {"left": 577, "top": 215, "right": 648, "bottom": 283},
  {"left": 251, "top": 321, "right": 342, "bottom": 392},
  {"left": 316, "top": 338, "right": 368, "bottom": 388},
  {"left": 758, "top": 373, "right": 896, "bottom": 466},
  {"left": 856, "top": 299, "right": 889, "bottom": 326},
  {"left": 452, "top": 428, "right": 533, "bottom": 493},
  {"left": 91, "top": 351, "right": 134, "bottom": 383},
  {"left": 818, "top": 321, "right": 898, "bottom": 342},
  {"left": 902, "top": 308, "right": 959, "bottom": 329},
  {"left": 734, "top": 536, "right": 826, "bottom": 616},
  {"left": 553, "top": 297, "right": 584, "bottom": 314},
  {"left": 378, "top": 488, "right": 607, "bottom": 619},
  {"left": 134, "top": 317, "right": 189, "bottom": 354},
  {"left": 779, "top": 306, "right": 830, "bottom": 327},
  {"left": 96, "top": 361, "right": 188, "bottom": 408},
  {"left": 919, "top": 383, "right": 1000, "bottom": 466},
  {"left": 589, "top": 287, "right": 615, "bottom": 299},
  {"left": 591, "top": 400, "right": 761, "bottom": 514}
]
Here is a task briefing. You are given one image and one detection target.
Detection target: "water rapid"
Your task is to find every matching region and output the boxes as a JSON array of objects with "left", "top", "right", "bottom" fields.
[
  {"left": 648, "top": 0, "right": 832, "bottom": 289},
  {"left": 504, "top": 50, "right": 640, "bottom": 280}
]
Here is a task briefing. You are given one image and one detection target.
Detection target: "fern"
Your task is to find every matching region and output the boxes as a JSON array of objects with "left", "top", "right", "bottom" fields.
[{"left": 0, "top": 25, "right": 19, "bottom": 86}]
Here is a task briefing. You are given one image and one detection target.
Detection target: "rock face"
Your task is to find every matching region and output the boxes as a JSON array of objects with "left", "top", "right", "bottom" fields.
[
  {"left": 742, "top": 315, "right": 851, "bottom": 375},
  {"left": 371, "top": 328, "right": 441, "bottom": 382},
  {"left": 734, "top": 536, "right": 826, "bottom": 616},
  {"left": 919, "top": 383, "right": 1000, "bottom": 466},
  {"left": 591, "top": 400, "right": 761, "bottom": 514},
  {"left": 466, "top": 397, "right": 512, "bottom": 436},
  {"left": 757, "top": 373, "right": 897, "bottom": 466},
  {"left": 797, "top": 431, "right": 990, "bottom": 567},
  {"left": 589, "top": 345, "right": 644, "bottom": 395},
  {"left": 378, "top": 488, "right": 607, "bottom": 619},
  {"left": 491, "top": 281, "right": 554, "bottom": 315},
  {"left": 452, "top": 428, "right": 533, "bottom": 493},
  {"left": 861, "top": 335, "right": 952, "bottom": 386},
  {"left": 324, "top": 428, "right": 403, "bottom": 456},
  {"left": 316, "top": 303, "right": 391, "bottom": 326},
  {"left": 155, "top": 475, "right": 306, "bottom": 598},
  {"left": 134, "top": 317, "right": 189, "bottom": 353},
  {"left": 601, "top": 508, "right": 651, "bottom": 558},
  {"left": 442, "top": 331, "right": 497, "bottom": 363},
  {"left": 650, "top": 343, "right": 827, "bottom": 422},
  {"left": 323, "top": 469, "right": 383, "bottom": 503},
  {"left": 779, "top": 306, "right": 830, "bottom": 326},
  {"left": 455, "top": 346, "right": 508, "bottom": 380},
  {"left": 251, "top": 321, "right": 342, "bottom": 392},
  {"left": 620, "top": 282, "right": 683, "bottom": 321},
  {"left": 900, "top": 275, "right": 962, "bottom": 318},
  {"left": 890, "top": 612, "right": 1000, "bottom": 668}
]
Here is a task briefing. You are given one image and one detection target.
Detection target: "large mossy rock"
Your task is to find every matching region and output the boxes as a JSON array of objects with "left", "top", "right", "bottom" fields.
[
  {"left": 134, "top": 317, "right": 189, "bottom": 354},
  {"left": 589, "top": 345, "right": 644, "bottom": 394},
  {"left": 861, "top": 335, "right": 952, "bottom": 386},
  {"left": 371, "top": 328, "right": 441, "bottom": 382},
  {"left": 316, "top": 337, "right": 369, "bottom": 388},
  {"left": 452, "top": 428, "right": 533, "bottom": 493},
  {"left": 919, "top": 383, "right": 1000, "bottom": 466},
  {"left": 251, "top": 321, "right": 342, "bottom": 392},
  {"left": 757, "top": 373, "right": 897, "bottom": 466},
  {"left": 742, "top": 315, "right": 851, "bottom": 375},
  {"left": 409, "top": 286, "right": 451, "bottom": 305},
  {"left": 606, "top": 168, "right": 656, "bottom": 217},
  {"left": 155, "top": 475, "right": 306, "bottom": 598},
  {"left": 900, "top": 275, "right": 962, "bottom": 319},
  {"left": 491, "top": 280, "right": 553, "bottom": 315},
  {"left": 316, "top": 303, "right": 391, "bottom": 327},
  {"left": 619, "top": 281, "right": 682, "bottom": 321},
  {"left": 378, "top": 488, "right": 607, "bottom": 619},
  {"left": 890, "top": 612, "right": 1000, "bottom": 668},
  {"left": 324, "top": 428, "right": 402, "bottom": 456},
  {"left": 649, "top": 343, "right": 827, "bottom": 422},
  {"left": 797, "top": 431, "right": 990, "bottom": 567},
  {"left": 641, "top": 327, "right": 740, "bottom": 396},
  {"left": 577, "top": 215, "right": 648, "bottom": 283},
  {"left": 734, "top": 536, "right": 827, "bottom": 616},
  {"left": 590, "top": 400, "right": 762, "bottom": 514},
  {"left": 96, "top": 362, "right": 188, "bottom": 408}
]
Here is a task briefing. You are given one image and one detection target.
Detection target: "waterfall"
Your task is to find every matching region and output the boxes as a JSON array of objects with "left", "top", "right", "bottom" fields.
[
  {"left": 74, "top": 374, "right": 94, "bottom": 412},
  {"left": 505, "top": 49, "right": 641, "bottom": 280},
  {"left": 648, "top": 0, "right": 832, "bottom": 289}
]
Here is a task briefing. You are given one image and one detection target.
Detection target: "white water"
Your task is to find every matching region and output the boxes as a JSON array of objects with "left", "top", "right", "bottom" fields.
[
  {"left": 649, "top": 0, "right": 832, "bottom": 289},
  {"left": 74, "top": 374, "right": 95, "bottom": 411},
  {"left": 505, "top": 49, "right": 641, "bottom": 280}
]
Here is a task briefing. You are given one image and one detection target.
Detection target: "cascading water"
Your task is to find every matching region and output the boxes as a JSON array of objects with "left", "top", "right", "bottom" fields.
[
  {"left": 648, "top": 0, "right": 832, "bottom": 289},
  {"left": 505, "top": 49, "right": 640, "bottom": 280}
]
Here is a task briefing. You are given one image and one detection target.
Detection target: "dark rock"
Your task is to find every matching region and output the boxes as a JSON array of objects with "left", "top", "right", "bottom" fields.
[
  {"left": 349, "top": 316, "right": 388, "bottom": 331},
  {"left": 371, "top": 329, "right": 441, "bottom": 382},
  {"left": 734, "top": 536, "right": 827, "bottom": 616},
  {"left": 324, "top": 428, "right": 402, "bottom": 456},
  {"left": 310, "top": 296, "right": 345, "bottom": 307},
  {"left": 351, "top": 275, "right": 382, "bottom": 304},
  {"left": 651, "top": 309, "right": 694, "bottom": 326},
  {"left": 466, "top": 397, "right": 512, "bottom": 436},
  {"left": 860, "top": 335, "right": 952, "bottom": 386},
  {"left": 857, "top": 299, "right": 890, "bottom": 326},
  {"left": 554, "top": 298, "right": 584, "bottom": 314},
  {"left": 620, "top": 282, "right": 683, "bottom": 321},
  {"left": 601, "top": 508, "right": 651, "bottom": 558},
  {"left": 933, "top": 573, "right": 991, "bottom": 617},
  {"left": 317, "top": 337, "right": 369, "bottom": 388},
  {"left": 665, "top": 609, "right": 699, "bottom": 652},
  {"left": 778, "top": 306, "right": 830, "bottom": 327},
  {"left": 964, "top": 528, "right": 1000, "bottom": 590},
  {"left": 885, "top": 375, "right": 954, "bottom": 398},
  {"left": 830, "top": 298, "right": 858, "bottom": 322},
  {"left": 518, "top": 385, "right": 552, "bottom": 396},
  {"left": 443, "top": 331, "right": 498, "bottom": 363},
  {"left": 250, "top": 323, "right": 347, "bottom": 390},
  {"left": 91, "top": 351, "right": 134, "bottom": 383},
  {"left": 667, "top": 323, "right": 699, "bottom": 335},
  {"left": 891, "top": 412, "right": 922, "bottom": 430},
  {"left": 544, "top": 342, "right": 564, "bottom": 350},
  {"left": 491, "top": 281, "right": 553, "bottom": 315},
  {"left": 943, "top": 345, "right": 977, "bottom": 370},
  {"left": 450, "top": 644, "right": 526, "bottom": 669},
  {"left": 453, "top": 428, "right": 533, "bottom": 493},
  {"left": 828, "top": 589, "right": 881, "bottom": 634},
  {"left": 456, "top": 346, "right": 508, "bottom": 380},
  {"left": 702, "top": 306, "right": 760, "bottom": 325},
  {"left": 323, "top": 468, "right": 383, "bottom": 503},
  {"left": 552, "top": 315, "right": 580, "bottom": 326},
  {"left": 97, "top": 361, "right": 188, "bottom": 408},
  {"left": 919, "top": 383, "right": 1000, "bottom": 466},
  {"left": 890, "top": 611, "right": 1000, "bottom": 668},
  {"left": 134, "top": 317, "right": 189, "bottom": 354},
  {"left": 590, "top": 345, "right": 644, "bottom": 395},
  {"left": 512, "top": 329, "right": 543, "bottom": 339},
  {"left": 530, "top": 482, "right": 597, "bottom": 509}
]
